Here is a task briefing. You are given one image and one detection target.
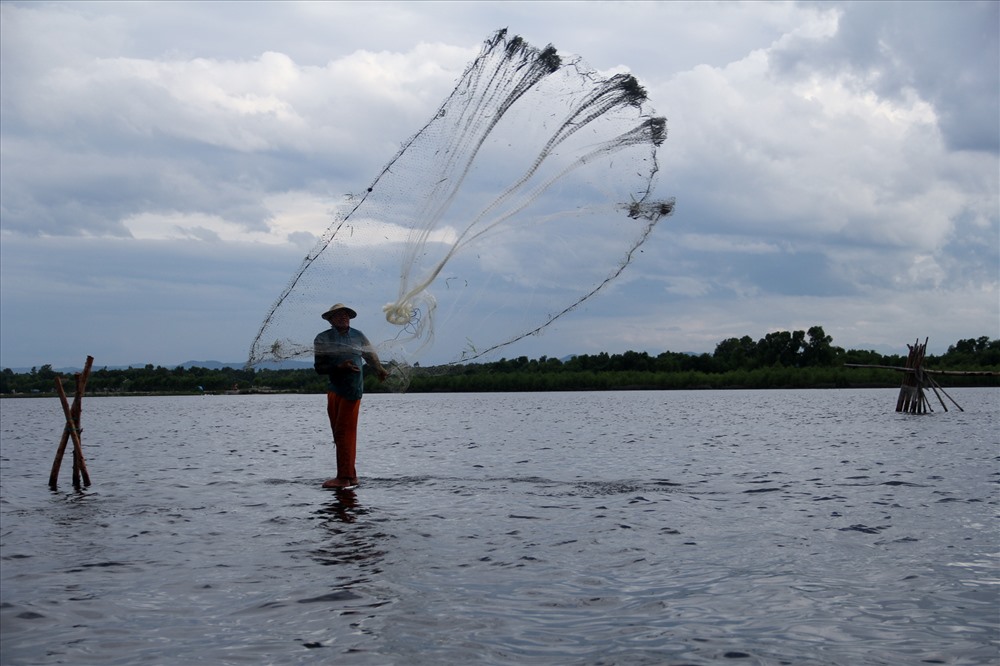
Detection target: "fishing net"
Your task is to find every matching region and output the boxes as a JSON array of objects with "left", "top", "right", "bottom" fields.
[{"left": 248, "top": 29, "right": 674, "bottom": 387}]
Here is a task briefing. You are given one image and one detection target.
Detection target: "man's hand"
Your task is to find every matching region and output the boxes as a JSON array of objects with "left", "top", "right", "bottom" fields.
[
  {"left": 376, "top": 367, "right": 390, "bottom": 381},
  {"left": 338, "top": 360, "right": 361, "bottom": 373}
]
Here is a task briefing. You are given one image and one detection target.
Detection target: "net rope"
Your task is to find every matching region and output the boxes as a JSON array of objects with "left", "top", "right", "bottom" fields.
[{"left": 248, "top": 29, "right": 674, "bottom": 384}]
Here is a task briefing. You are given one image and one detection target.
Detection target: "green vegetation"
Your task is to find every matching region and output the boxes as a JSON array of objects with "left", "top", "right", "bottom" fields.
[{"left": 2, "top": 328, "right": 997, "bottom": 396}]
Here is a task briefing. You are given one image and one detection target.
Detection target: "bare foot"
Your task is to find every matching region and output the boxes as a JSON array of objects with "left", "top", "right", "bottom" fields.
[{"left": 322, "top": 477, "right": 359, "bottom": 489}]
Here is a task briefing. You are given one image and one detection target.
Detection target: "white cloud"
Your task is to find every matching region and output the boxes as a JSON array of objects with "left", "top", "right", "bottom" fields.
[
  {"left": 123, "top": 211, "right": 268, "bottom": 243},
  {"left": 666, "top": 49, "right": 952, "bottom": 247}
]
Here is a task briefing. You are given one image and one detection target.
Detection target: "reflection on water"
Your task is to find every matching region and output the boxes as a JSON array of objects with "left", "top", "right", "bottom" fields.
[
  {"left": 318, "top": 488, "right": 361, "bottom": 524},
  {"left": 1, "top": 389, "right": 997, "bottom": 664},
  {"left": 311, "top": 488, "right": 388, "bottom": 574}
]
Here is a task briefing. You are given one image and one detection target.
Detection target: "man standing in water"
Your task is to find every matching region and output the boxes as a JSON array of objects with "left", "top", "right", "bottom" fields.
[{"left": 314, "top": 304, "right": 389, "bottom": 489}]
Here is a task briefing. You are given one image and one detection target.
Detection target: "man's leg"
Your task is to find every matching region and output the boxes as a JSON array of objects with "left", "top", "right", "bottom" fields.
[{"left": 324, "top": 392, "right": 361, "bottom": 486}]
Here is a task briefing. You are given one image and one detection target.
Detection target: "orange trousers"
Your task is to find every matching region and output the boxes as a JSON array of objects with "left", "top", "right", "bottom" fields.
[{"left": 326, "top": 392, "right": 361, "bottom": 481}]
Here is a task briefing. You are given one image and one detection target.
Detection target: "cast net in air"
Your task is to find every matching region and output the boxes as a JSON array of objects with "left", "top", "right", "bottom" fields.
[{"left": 247, "top": 29, "right": 674, "bottom": 387}]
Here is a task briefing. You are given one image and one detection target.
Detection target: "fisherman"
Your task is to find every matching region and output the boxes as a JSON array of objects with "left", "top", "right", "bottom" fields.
[{"left": 314, "top": 303, "right": 389, "bottom": 489}]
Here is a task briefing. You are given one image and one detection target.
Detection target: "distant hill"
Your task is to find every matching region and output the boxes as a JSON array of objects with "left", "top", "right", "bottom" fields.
[
  {"left": 178, "top": 360, "right": 313, "bottom": 371},
  {"left": 4, "top": 359, "right": 313, "bottom": 374}
]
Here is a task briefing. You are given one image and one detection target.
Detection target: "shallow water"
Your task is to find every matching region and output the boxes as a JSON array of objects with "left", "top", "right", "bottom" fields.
[{"left": 1, "top": 388, "right": 997, "bottom": 665}]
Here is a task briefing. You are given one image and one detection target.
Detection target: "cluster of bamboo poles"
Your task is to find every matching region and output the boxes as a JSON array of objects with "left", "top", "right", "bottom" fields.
[
  {"left": 845, "top": 338, "right": 965, "bottom": 414},
  {"left": 894, "top": 338, "right": 964, "bottom": 414},
  {"left": 48, "top": 355, "right": 94, "bottom": 488}
]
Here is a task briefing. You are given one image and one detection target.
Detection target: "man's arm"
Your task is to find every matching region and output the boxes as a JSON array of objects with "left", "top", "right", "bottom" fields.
[{"left": 359, "top": 335, "right": 390, "bottom": 381}]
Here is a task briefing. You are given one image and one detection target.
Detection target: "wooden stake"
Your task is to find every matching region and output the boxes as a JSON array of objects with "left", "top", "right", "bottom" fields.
[
  {"left": 54, "top": 377, "right": 89, "bottom": 487},
  {"left": 49, "top": 416, "right": 72, "bottom": 488},
  {"left": 48, "top": 356, "right": 94, "bottom": 488}
]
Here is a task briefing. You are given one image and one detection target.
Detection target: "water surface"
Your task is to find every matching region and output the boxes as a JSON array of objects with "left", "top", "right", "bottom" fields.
[{"left": 2, "top": 389, "right": 997, "bottom": 664}]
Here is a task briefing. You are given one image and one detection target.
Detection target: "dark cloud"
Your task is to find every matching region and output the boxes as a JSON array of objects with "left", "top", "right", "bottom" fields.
[
  {"left": 0, "top": 234, "right": 304, "bottom": 368},
  {"left": 940, "top": 205, "right": 1000, "bottom": 285},
  {"left": 722, "top": 250, "right": 858, "bottom": 297}
]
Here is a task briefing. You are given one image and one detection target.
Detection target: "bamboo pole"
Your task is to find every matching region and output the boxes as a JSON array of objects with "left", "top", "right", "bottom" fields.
[
  {"left": 896, "top": 341, "right": 913, "bottom": 412},
  {"left": 843, "top": 364, "right": 998, "bottom": 376},
  {"left": 927, "top": 373, "right": 965, "bottom": 412},
  {"left": 926, "top": 377, "right": 948, "bottom": 412},
  {"left": 915, "top": 339, "right": 928, "bottom": 414},
  {"left": 914, "top": 338, "right": 929, "bottom": 414}
]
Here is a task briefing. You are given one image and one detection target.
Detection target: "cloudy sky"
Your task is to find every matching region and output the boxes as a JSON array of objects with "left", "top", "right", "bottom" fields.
[{"left": 2, "top": 0, "right": 997, "bottom": 370}]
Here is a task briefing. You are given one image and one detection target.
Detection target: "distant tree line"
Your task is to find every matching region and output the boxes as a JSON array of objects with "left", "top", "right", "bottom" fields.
[
  {"left": 2, "top": 328, "right": 997, "bottom": 395},
  {"left": 407, "top": 330, "right": 998, "bottom": 392}
]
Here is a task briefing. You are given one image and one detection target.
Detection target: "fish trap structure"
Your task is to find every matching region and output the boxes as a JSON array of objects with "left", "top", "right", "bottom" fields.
[
  {"left": 846, "top": 337, "right": 997, "bottom": 414},
  {"left": 893, "top": 339, "right": 952, "bottom": 413}
]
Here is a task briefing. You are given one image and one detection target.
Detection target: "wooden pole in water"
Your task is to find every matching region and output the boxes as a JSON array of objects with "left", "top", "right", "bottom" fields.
[
  {"left": 49, "top": 406, "right": 73, "bottom": 488},
  {"left": 926, "top": 373, "right": 965, "bottom": 412},
  {"left": 55, "top": 378, "right": 89, "bottom": 487},
  {"left": 48, "top": 356, "right": 94, "bottom": 488},
  {"left": 896, "top": 340, "right": 915, "bottom": 412}
]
